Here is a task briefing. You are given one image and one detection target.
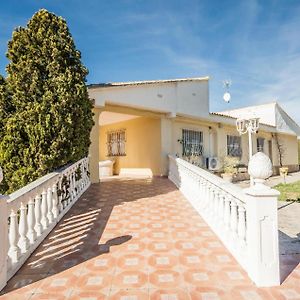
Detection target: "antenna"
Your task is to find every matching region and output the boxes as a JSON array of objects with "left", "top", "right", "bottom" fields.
[{"left": 223, "top": 79, "right": 231, "bottom": 103}]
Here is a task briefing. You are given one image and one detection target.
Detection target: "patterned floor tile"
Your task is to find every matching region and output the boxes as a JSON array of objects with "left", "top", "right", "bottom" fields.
[{"left": 1, "top": 177, "right": 300, "bottom": 299}]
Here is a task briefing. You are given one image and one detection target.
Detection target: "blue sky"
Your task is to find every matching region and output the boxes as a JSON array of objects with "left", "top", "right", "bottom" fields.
[{"left": 1, "top": 0, "right": 300, "bottom": 123}]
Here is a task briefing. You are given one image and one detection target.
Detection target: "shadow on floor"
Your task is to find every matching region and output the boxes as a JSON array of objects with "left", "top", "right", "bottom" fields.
[
  {"left": 1, "top": 177, "right": 177, "bottom": 295},
  {"left": 279, "top": 230, "right": 300, "bottom": 283}
]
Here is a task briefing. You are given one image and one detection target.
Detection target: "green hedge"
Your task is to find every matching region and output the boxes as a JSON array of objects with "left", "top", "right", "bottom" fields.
[{"left": 0, "top": 9, "right": 94, "bottom": 194}]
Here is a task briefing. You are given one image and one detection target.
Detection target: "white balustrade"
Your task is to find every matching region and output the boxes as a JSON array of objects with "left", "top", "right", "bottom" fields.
[
  {"left": 168, "top": 153, "right": 280, "bottom": 287},
  {"left": 0, "top": 157, "right": 91, "bottom": 290}
]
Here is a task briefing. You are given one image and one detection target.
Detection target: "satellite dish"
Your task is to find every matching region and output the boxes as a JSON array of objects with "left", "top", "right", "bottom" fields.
[{"left": 223, "top": 92, "right": 231, "bottom": 103}]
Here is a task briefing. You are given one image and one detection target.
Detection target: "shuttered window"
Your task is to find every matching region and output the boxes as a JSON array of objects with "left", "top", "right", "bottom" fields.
[
  {"left": 257, "top": 137, "right": 265, "bottom": 152},
  {"left": 227, "top": 135, "right": 242, "bottom": 157},
  {"left": 182, "top": 129, "right": 203, "bottom": 156},
  {"left": 107, "top": 129, "right": 126, "bottom": 156}
]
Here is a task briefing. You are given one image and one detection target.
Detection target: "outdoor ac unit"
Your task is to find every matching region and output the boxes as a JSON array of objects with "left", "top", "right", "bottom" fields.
[{"left": 207, "top": 157, "right": 221, "bottom": 171}]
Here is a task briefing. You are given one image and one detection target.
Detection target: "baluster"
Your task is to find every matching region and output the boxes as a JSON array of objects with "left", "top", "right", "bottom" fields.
[
  {"left": 208, "top": 184, "right": 214, "bottom": 217},
  {"left": 223, "top": 193, "right": 231, "bottom": 231},
  {"left": 68, "top": 171, "right": 72, "bottom": 204},
  {"left": 218, "top": 191, "right": 225, "bottom": 226},
  {"left": 34, "top": 194, "right": 43, "bottom": 236},
  {"left": 27, "top": 198, "right": 36, "bottom": 244},
  {"left": 203, "top": 181, "right": 208, "bottom": 210},
  {"left": 58, "top": 176, "right": 63, "bottom": 213},
  {"left": 47, "top": 186, "right": 54, "bottom": 224},
  {"left": 73, "top": 167, "right": 78, "bottom": 199},
  {"left": 41, "top": 189, "right": 48, "bottom": 229},
  {"left": 80, "top": 162, "right": 84, "bottom": 192},
  {"left": 52, "top": 182, "right": 59, "bottom": 219},
  {"left": 230, "top": 198, "right": 238, "bottom": 238},
  {"left": 213, "top": 188, "right": 219, "bottom": 218},
  {"left": 238, "top": 204, "right": 246, "bottom": 243},
  {"left": 18, "top": 202, "right": 29, "bottom": 253},
  {"left": 8, "top": 209, "right": 20, "bottom": 264}
]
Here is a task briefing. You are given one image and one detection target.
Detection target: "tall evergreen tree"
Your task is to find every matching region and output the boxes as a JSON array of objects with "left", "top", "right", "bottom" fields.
[{"left": 0, "top": 9, "right": 94, "bottom": 193}]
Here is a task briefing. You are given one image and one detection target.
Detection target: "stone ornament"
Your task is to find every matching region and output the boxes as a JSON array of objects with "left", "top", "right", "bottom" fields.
[{"left": 248, "top": 152, "right": 273, "bottom": 189}]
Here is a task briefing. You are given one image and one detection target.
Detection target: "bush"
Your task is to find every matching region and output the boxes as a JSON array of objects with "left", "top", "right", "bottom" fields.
[{"left": 0, "top": 9, "right": 94, "bottom": 194}]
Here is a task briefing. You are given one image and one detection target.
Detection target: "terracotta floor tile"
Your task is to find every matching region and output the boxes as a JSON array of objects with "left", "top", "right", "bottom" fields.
[
  {"left": 1, "top": 177, "right": 299, "bottom": 298},
  {"left": 149, "top": 270, "right": 184, "bottom": 289},
  {"left": 111, "top": 270, "right": 148, "bottom": 289},
  {"left": 69, "top": 289, "right": 109, "bottom": 300},
  {"left": 149, "top": 288, "right": 190, "bottom": 300},
  {"left": 109, "top": 288, "right": 149, "bottom": 300},
  {"left": 76, "top": 271, "right": 113, "bottom": 291}
]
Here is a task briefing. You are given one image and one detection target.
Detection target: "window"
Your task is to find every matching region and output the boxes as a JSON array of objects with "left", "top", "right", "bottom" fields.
[
  {"left": 107, "top": 129, "right": 126, "bottom": 156},
  {"left": 257, "top": 137, "right": 265, "bottom": 152},
  {"left": 182, "top": 129, "right": 203, "bottom": 156},
  {"left": 227, "top": 135, "right": 242, "bottom": 157}
]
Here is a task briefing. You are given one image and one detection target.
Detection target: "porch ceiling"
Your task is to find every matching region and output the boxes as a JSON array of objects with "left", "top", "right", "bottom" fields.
[{"left": 99, "top": 111, "right": 140, "bottom": 126}]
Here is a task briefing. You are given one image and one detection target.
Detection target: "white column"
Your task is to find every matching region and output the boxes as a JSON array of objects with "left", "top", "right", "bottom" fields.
[
  {"left": 41, "top": 189, "right": 48, "bottom": 229},
  {"left": 18, "top": 202, "right": 29, "bottom": 253},
  {"left": 52, "top": 182, "right": 59, "bottom": 219},
  {"left": 34, "top": 195, "right": 43, "bottom": 236},
  {"left": 27, "top": 198, "right": 36, "bottom": 244},
  {"left": 8, "top": 209, "right": 20, "bottom": 264},
  {"left": 0, "top": 192, "right": 8, "bottom": 290},
  {"left": 244, "top": 152, "right": 280, "bottom": 287},
  {"left": 47, "top": 187, "right": 54, "bottom": 223}
]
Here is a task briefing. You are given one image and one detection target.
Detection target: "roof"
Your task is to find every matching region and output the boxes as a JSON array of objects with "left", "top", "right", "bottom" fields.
[
  {"left": 88, "top": 77, "right": 209, "bottom": 89},
  {"left": 209, "top": 112, "right": 276, "bottom": 128}
]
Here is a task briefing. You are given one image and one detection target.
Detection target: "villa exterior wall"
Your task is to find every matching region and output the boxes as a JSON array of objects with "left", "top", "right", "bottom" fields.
[
  {"left": 89, "top": 79, "right": 210, "bottom": 119},
  {"left": 99, "top": 116, "right": 162, "bottom": 176},
  {"left": 92, "top": 109, "right": 299, "bottom": 181}
]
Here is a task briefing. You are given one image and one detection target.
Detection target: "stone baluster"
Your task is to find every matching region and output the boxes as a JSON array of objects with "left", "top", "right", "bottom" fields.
[
  {"left": 34, "top": 195, "right": 43, "bottom": 236},
  {"left": 80, "top": 162, "right": 84, "bottom": 192},
  {"left": 27, "top": 198, "right": 36, "bottom": 244},
  {"left": 41, "top": 189, "right": 48, "bottom": 229},
  {"left": 58, "top": 176, "right": 63, "bottom": 212},
  {"left": 244, "top": 152, "right": 280, "bottom": 286},
  {"left": 8, "top": 209, "right": 20, "bottom": 264},
  {"left": 230, "top": 198, "right": 238, "bottom": 238},
  {"left": 213, "top": 188, "right": 219, "bottom": 220},
  {"left": 218, "top": 191, "right": 225, "bottom": 226},
  {"left": 52, "top": 182, "right": 59, "bottom": 219},
  {"left": 18, "top": 202, "right": 29, "bottom": 253},
  {"left": 223, "top": 193, "right": 231, "bottom": 231},
  {"left": 237, "top": 204, "right": 246, "bottom": 244},
  {"left": 0, "top": 182, "right": 8, "bottom": 290},
  {"left": 47, "top": 186, "right": 54, "bottom": 224}
]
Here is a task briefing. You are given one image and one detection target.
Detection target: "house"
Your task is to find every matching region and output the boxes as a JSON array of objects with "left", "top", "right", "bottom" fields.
[{"left": 87, "top": 77, "right": 300, "bottom": 183}]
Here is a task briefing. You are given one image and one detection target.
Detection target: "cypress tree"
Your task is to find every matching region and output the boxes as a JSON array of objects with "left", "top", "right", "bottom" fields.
[{"left": 0, "top": 9, "right": 94, "bottom": 194}]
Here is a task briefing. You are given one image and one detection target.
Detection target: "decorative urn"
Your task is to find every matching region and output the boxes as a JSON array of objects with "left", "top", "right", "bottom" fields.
[{"left": 248, "top": 152, "right": 273, "bottom": 189}]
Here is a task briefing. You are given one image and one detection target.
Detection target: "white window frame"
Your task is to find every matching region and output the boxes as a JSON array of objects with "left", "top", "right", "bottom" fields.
[
  {"left": 227, "top": 135, "right": 242, "bottom": 157},
  {"left": 182, "top": 129, "right": 203, "bottom": 157},
  {"left": 107, "top": 129, "right": 126, "bottom": 156},
  {"left": 257, "top": 137, "right": 265, "bottom": 152}
]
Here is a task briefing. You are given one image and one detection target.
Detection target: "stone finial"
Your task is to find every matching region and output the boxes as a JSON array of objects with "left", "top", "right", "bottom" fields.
[{"left": 248, "top": 152, "right": 273, "bottom": 189}]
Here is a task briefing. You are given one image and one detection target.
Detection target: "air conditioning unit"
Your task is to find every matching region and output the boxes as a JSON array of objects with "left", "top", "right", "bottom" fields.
[{"left": 207, "top": 157, "right": 221, "bottom": 171}]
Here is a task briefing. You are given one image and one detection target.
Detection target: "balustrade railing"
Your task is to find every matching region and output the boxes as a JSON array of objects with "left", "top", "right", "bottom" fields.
[
  {"left": 168, "top": 154, "right": 280, "bottom": 287},
  {"left": 0, "top": 157, "right": 91, "bottom": 290}
]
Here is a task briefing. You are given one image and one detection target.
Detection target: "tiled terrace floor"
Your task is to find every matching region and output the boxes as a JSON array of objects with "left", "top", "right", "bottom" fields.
[{"left": 1, "top": 177, "right": 300, "bottom": 300}]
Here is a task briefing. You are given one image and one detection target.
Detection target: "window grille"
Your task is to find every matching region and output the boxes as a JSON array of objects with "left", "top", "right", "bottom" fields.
[
  {"left": 257, "top": 137, "right": 265, "bottom": 152},
  {"left": 227, "top": 135, "right": 242, "bottom": 157},
  {"left": 182, "top": 129, "right": 203, "bottom": 156},
  {"left": 107, "top": 129, "right": 126, "bottom": 156}
]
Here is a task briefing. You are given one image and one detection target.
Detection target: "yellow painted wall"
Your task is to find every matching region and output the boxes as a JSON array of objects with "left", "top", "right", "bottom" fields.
[
  {"left": 273, "top": 133, "right": 299, "bottom": 167},
  {"left": 99, "top": 116, "right": 162, "bottom": 175}
]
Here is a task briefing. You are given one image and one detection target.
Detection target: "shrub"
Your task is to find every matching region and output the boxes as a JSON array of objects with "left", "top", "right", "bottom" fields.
[{"left": 0, "top": 9, "right": 94, "bottom": 194}]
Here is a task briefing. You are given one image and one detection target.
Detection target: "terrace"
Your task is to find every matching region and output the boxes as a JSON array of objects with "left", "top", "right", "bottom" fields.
[{"left": 0, "top": 156, "right": 299, "bottom": 299}]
